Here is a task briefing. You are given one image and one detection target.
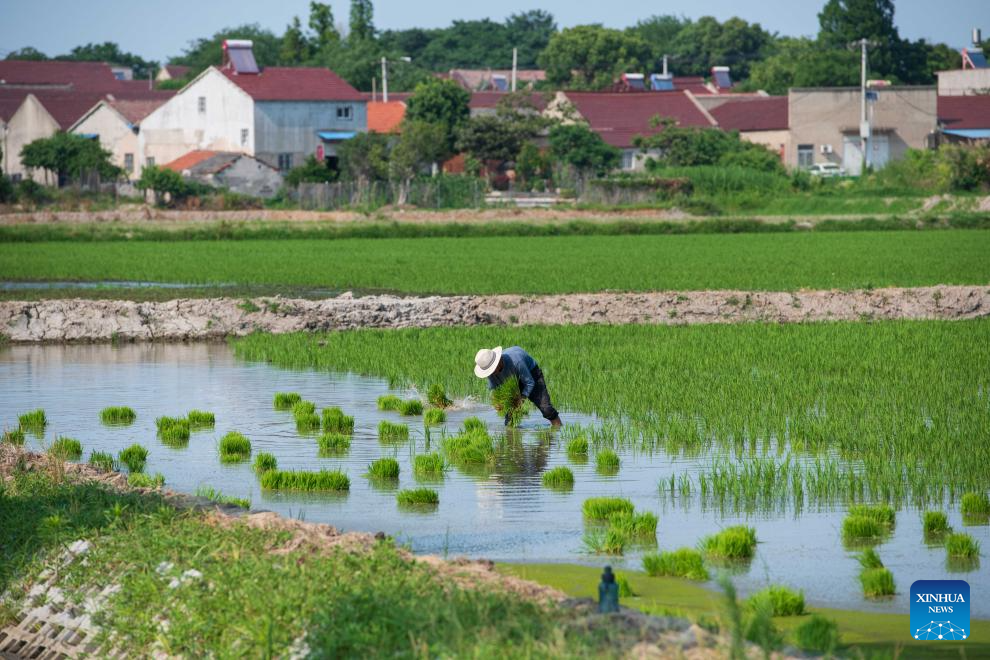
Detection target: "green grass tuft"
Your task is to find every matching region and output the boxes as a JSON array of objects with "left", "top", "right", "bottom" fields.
[
  {"left": 857, "top": 548, "right": 885, "bottom": 570},
  {"left": 399, "top": 399, "right": 423, "bottom": 416},
  {"left": 492, "top": 377, "right": 526, "bottom": 427},
  {"left": 860, "top": 568, "right": 896, "bottom": 598},
  {"left": 841, "top": 515, "right": 886, "bottom": 544},
  {"left": 378, "top": 420, "right": 409, "bottom": 443},
  {"left": 196, "top": 485, "right": 250, "bottom": 509},
  {"left": 322, "top": 407, "right": 354, "bottom": 434},
  {"left": 186, "top": 410, "right": 216, "bottom": 428},
  {"left": 413, "top": 452, "right": 448, "bottom": 478},
  {"left": 157, "top": 416, "right": 191, "bottom": 446},
  {"left": 642, "top": 548, "right": 709, "bottom": 581},
  {"left": 595, "top": 448, "right": 620, "bottom": 474},
  {"left": 100, "top": 406, "right": 136, "bottom": 424},
  {"left": 961, "top": 492, "right": 990, "bottom": 517},
  {"left": 292, "top": 400, "right": 316, "bottom": 417},
  {"left": 582, "top": 527, "right": 627, "bottom": 555},
  {"left": 50, "top": 436, "right": 83, "bottom": 460},
  {"left": 367, "top": 457, "right": 400, "bottom": 480},
  {"left": 318, "top": 432, "right": 351, "bottom": 455},
  {"left": 565, "top": 436, "right": 588, "bottom": 457},
  {"left": 923, "top": 511, "right": 951, "bottom": 537},
  {"left": 118, "top": 443, "right": 149, "bottom": 473},
  {"left": 260, "top": 469, "right": 350, "bottom": 492},
  {"left": 701, "top": 526, "right": 757, "bottom": 560},
  {"left": 18, "top": 408, "right": 46, "bottom": 431},
  {"left": 128, "top": 472, "right": 165, "bottom": 488},
  {"left": 441, "top": 429, "right": 495, "bottom": 465},
  {"left": 945, "top": 532, "right": 981, "bottom": 559},
  {"left": 793, "top": 615, "right": 840, "bottom": 653},
  {"left": 397, "top": 488, "right": 439, "bottom": 506},
  {"left": 847, "top": 503, "right": 895, "bottom": 527},
  {"left": 607, "top": 511, "right": 658, "bottom": 539},
  {"left": 582, "top": 497, "right": 634, "bottom": 520},
  {"left": 2, "top": 427, "right": 26, "bottom": 445},
  {"left": 541, "top": 466, "right": 574, "bottom": 489},
  {"left": 295, "top": 412, "right": 321, "bottom": 433},
  {"left": 461, "top": 417, "right": 486, "bottom": 433},
  {"left": 88, "top": 450, "right": 117, "bottom": 472},
  {"left": 273, "top": 392, "right": 301, "bottom": 409},
  {"left": 428, "top": 383, "right": 452, "bottom": 409},
  {"left": 219, "top": 431, "right": 251, "bottom": 462},
  {"left": 253, "top": 452, "right": 278, "bottom": 474},
  {"left": 746, "top": 585, "right": 805, "bottom": 616},
  {"left": 377, "top": 394, "right": 402, "bottom": 411},
  {"left": 423, "top": 408, "right": 446, "bottom": 425}
]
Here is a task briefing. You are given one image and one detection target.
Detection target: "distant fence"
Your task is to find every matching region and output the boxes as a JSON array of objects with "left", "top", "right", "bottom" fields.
[{"left": 294, "top": 178, "right": 486, "bottom": 210}]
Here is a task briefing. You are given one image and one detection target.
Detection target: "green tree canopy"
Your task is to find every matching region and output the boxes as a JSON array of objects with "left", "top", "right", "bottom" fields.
[
  {"left": 338, "top": 132, "right": 391, "bottom": 183},
  {"left": 284, "top": 155, "right": 338, "bottom": 186},
  {"left": 5, "top": 47, "right": 48, "bottom": 61},
  {"left": 539, "top": 25, "right": 650, "bottom": 89},
  {"left": 309, "top": 2, "right": 340, "bottom": 51},
  {"left": 169, "top": 24, "right": 281, "bottom": 74},
  {"left": 405, "top": 79, "right": 470, "bottom": 157},
  {"left": 633, "top": 118, "right": 783, "bottom": 173},
  {"left": 742, "top": 37, "right": 859, "bottom": 93},
  {"left": 20, "top": 132, "right": 120, "bottom": 185},
  {"left": 56, "top": 42, "right": 157, "bottom": 79},
  {"left": 280, "top": 17, "right": 312, "bottom": 65},
  {"left": 456, "top": 116, "right": 525, "bottom": 165},
  {"left": 349, "top": 0, "right": 376, "bottom": 42},
  {"left": 390, "top": 120, "right": 448, "bottom": 182},
  {"left": 547, "top": 123, "right": 619, "bottom": 176},
  {"left": 668, "top": 16, "right": 774, "bottom": 80}
]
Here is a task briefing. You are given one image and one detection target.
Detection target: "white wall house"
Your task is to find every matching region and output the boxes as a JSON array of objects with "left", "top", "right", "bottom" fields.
[
  {"left": 71, "top": 98, "right": 169, "bottom": 180},
  {"left": 139, "top": 43, "right": 366, "bottom": 173}
]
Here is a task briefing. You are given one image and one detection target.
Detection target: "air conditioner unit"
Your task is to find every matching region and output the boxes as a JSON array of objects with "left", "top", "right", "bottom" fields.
[{"left": 820, "top": 144, "right": 834, "bottom": 154}]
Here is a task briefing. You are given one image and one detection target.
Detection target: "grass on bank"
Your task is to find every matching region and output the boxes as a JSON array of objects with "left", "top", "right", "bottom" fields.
[
  {"left": 127, "top": 472, "right": 165, "bottom": 488},
  {"left": 88, "top": 450, "right": 117, "bottom": 472},
  {"left": 3, "top": 428, "right": 26, "bottom": 445},
  {"left": 49, "top": 436, "right": 83, "bottom": 461},
  {"left": 195, "top": 485, "right": 250, "bottom": 509},
  {"left": 4, "top": 230, "right": 990, "bottom": 295}
]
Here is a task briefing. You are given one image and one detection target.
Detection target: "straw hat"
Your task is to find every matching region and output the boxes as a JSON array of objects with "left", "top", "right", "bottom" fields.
[{"left": 474, "top": 346, "right": 503, "bottom": 378}]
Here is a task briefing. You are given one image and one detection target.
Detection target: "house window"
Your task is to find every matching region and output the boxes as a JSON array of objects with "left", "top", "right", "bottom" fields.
[
  {"left": 336, "top": 105, "right": 353, "bottom": 120},
  {"left": 797, "top": 144, "right": 814, "bottom": 168},
  {"left": 198, "top": 96, "right": 206, "bottom": 114},
  {"left": 146, "top": 157, "right": 155, "bottom": 168},
  {"left": 621, "top": 151, "right": 635, "bottom": 170},
  {"left": 241, "top": 129, "right": 249, "bottom": 146},
  {"left": 124, "top": 153, "right": 134, "bottom": 172},
  {"left": 278, "top": 153, "right": 293, "bottom": 172}
]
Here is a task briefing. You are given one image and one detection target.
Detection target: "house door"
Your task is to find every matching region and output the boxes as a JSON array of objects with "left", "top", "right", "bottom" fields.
[
  {"left": 842, "top": 136, "right": 863, "bottom": 176},
  {"left": 871, "top": 135, "right": 890, "bottom": 169}
]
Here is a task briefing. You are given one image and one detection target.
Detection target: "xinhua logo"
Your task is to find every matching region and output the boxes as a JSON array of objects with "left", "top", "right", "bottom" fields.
[{"left": 910, "top": 580, "right": 970, "bottom": 641}]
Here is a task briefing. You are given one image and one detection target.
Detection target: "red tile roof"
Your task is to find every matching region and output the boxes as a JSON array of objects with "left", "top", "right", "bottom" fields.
[
  {"left": 164, "top": 65, "right": 191, "bottom": 79},
  {"left": 563, "top": 91, "right": 714, "bottom": 148},
  {"left": 219, "top": 66, "right": 363, "bottom": 102},
  {"left": 162, "top": 150, "right": 221, "bottom": 172},
  {"left": 0, "top": 60, "right": 119, "bottom": 91},
  {"left": 32, "top": 92, "right": 108, "bottom": 129},
  {"left": 107, "top": 97, "right": 170, "bottom": 124},
  {"left": 0, "top": 89, "right": 27, "bottom": 122},
  {"left": 710, "top": 97, "right": 788, "bottom": 131},
  {"left": 938, "top": 95, "right": 990, "bottom": 130},
  {"left": 367, "top": 101, "right": 405, "bottom": 133}
]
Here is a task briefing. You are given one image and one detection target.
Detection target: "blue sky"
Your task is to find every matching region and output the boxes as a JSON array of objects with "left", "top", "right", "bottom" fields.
[{"left": 2, "top": 0, "right": 987, "bottom": 63}]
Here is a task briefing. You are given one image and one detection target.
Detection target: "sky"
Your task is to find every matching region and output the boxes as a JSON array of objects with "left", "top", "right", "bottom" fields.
[{"left": 1, "top": 0, "right": 988, "bottom": 64}]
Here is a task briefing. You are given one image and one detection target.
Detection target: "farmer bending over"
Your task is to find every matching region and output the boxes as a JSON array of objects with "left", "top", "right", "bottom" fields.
[{"left": 474, "top": 346, "right": 562, "bottom": 428}]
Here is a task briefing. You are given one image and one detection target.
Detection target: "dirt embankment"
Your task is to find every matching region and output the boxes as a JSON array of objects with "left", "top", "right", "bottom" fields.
[{"left": 0, "top": 285, "right": 986, "bottom": 342}]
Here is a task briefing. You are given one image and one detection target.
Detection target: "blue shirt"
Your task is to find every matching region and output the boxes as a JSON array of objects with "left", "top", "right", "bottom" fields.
[{"left": 487, "top": 346, "right": 538, "bottom": 398}]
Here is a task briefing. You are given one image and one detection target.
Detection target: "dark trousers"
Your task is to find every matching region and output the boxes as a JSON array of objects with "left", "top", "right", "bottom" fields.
[{"left": 527, "top": 366, "right": 559, "bottom": 422}]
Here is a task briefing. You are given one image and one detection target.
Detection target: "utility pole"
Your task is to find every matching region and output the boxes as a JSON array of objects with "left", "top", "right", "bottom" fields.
[
  {"left": 511, "top": 48, "right": 518, "bottom": 92},
  {"left": 858, "top": 38, "right": 870, "bottom": 173},
  {"left": 381, "top": 56, "right": 388, "bottom": 103},
  {"left": 662, "top": 55, "right": 669, "bottom": 77}
]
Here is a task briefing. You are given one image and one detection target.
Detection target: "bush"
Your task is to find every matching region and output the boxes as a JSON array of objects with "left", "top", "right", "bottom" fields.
[
  {"left": 642, "top": 548, "right": 709, "bottom": 581},
  {"left": 794, "top": 615, "right": 840, "bottom": 653},
  {"left": 285, "top": 155, "right": 337, "bottom": 187},
  {"left": 16, "top": 179, "right": 51, "bottom": 205},
  {"left": 0, "top": 175, "right": 14, "bottom": 204},
  {"left": 746, "top": 585, "right": 805, "bottom": 616}
]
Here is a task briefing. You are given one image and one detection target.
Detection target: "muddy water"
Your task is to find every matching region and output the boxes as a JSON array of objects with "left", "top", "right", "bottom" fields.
[{"left": 2, "top": 343, "right": 987, "bottom": 617}]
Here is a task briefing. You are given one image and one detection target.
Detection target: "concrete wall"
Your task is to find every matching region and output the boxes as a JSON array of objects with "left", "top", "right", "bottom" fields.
[
  {"left": 740, "top": 129, "right": 789, "bottom": 161},
  {"left": 5, "top": 95, "right": 59, "bottom": 182},
  {"left": 211, "top": 157, "right": 283, "bottom": 198},
  {"left": 139, "top": 68, "right": 254, "bottom": 169},
  {"left": 253, "top": 100, "right": 367, "bottom": 170},
  {"left": 937, "top": 69, "right": 990, "bottom": 96},
  {"left": 787, "top": 87, "right": 936, "bottom": 174},
  {"left": 72, "top": 105, "right": 140, "bottom": 180}
]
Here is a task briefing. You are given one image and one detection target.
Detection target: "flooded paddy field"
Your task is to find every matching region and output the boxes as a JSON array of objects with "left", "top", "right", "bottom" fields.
[{"left": 2, "top": 341, "right": 987, "bottom": 617}]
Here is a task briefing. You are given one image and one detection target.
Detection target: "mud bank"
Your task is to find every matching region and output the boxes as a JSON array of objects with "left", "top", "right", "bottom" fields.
[{"left": 0, "top": 285, "right": 986, "bottom": 342}]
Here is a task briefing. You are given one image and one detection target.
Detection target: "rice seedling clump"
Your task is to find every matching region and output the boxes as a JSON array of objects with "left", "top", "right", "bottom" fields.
[
  {"left": 378, "top": 420, "right": 409, "bottom": 443},
  {"left": 596, "top": 449, "right": 620, "bottom": 474},
  {"left": 50, "top": 436, "right": 82, "bottom": 460},
  {"left": 196, "top": 485, "right": 250, "bottom": 509},
  {"left": 253, "top": 451, "right": 278, "bottom": 474},
  {"left": 2, "top": 427, "right": 25, "bottom": 445},
  {"left": 119, "top": 444, "right": 149, "bottom": 472},
  {"left": 397, "top": 488, "right": 439, "bottom": 506},
  {"left": 441, "top": 429, "right": 495, "bottom": 465},
  {"left": 566, "top": 436, "right": 588, "bottom": 458},
  {"left": 322, "top": 407, "right": 354, "bottom": 434},
  {"left": 186, "top": 410, "right": 216, "bottom": 428},
  {"left": 274, "top": 392, "right": 302, "bottom": 410},
  {"left": 746, "top": 585, "right": 806, "bottom": 616},
  {"left": 219, "top": 431, "right": 251, "bottom": 462},
  {"left": 944, "top": 532, "right": 981, "bottom": 559},
  {"left": 461, "top": 417, "right": 486, "bottom": 433},
  {"left": 793, "top": 615, "right": 840, "bottom": 653},
  {"left": 848, "top": 503, "right": 896, "bottom": 527},
  {"left": 128, "top": 472, "right": 165, "bottom": 489},
  {"left": 582, "top": 497, "right": 634, "bottom": 520},
  {"left": 960, "top": 492, "right": 990, "bottom": 521},
  {"left": 857, "top": 549, "right": 895, "bottom": 598},
  {"left": 642, "top": 548, "right": 709, "bottom": 581},
  {"left": 607, "top": 511, "right": 658, "bottom": 539},
  {"left": 582, "top": 527, "right": 627, "bottom": 555},
  {"left": 292, "top": 400, "right": 316, "bottom": 417},
  {"left": 89, "top": 450, "right": 117, "bottom": 472},
  {"left": 541, "top": 466, "right": 574, "bottom": 489},
  {"left": 399, "top": 399, "right": 423, "bottom": 416},
  {"left": 100, "top": 406, "right": 136, "bottom": 424},
  {"left": 423, "top": 408, "right": 446, "bottom": 425},
  {"left": 18, "top": 409, "right": 46, "bottom": 431},
  {"left": 157, "top": 416, "right": 191, "bottom": 446},
  {"left": 367, "top": 457, "right": 400, "bottom": 480},
  {"left": 702, "top": 526, "right": 757, "bottom": 560},
  {"left": 492, "top": 377, "right": 526, "bottom": 427},
  {"left": 318, "top": 432, "right": 351, "bottom": 455},
  {"left": 377, "top": 394, "right": 402, "bottom": 411},
  {"left": 923, "top": 511, "right": 951, "bottom": 537},
  {"left": 413, "top": 452, "right": 448, "bottom": 478},
  {"left": 260, "top": 469, "right": 350, "bottom": 492},
  {"left": 428, "top": 383, "right": 452, "bottom": 409}
]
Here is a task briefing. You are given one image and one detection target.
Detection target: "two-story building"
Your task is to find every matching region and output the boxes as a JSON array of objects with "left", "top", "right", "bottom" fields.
[{"left": 138, "top": 41, "right": 367, "bottom": 173}]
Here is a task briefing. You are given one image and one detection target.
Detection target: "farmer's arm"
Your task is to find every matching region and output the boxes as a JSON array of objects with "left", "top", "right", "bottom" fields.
[{"left": 516, "top": 361, "right": 535, "bottom": 398}]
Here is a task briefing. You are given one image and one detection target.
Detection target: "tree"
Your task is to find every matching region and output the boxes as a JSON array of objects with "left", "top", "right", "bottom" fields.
[
  {"left": 338, "top": 132, "right": 390, "bottom": 183},
  {"left": 404, "top": 79, "right": 470, "bottom": 158},
  {"left": 818, "top": 0, "right": 902, "bottom": 79},
  {"left": 5, "top": 47, "right": 48, "bottom": 61},
  {"left": 170, "top": 24, "right": 281, "bottom": 74},
  {"left": 56, "top": 42, "right": 157, "bottom": 80},
  {"left": 390, "top": 120, "right": 448, "bottom": 202},
  {"left": 20, "top": 132, "right": 120, "bottom": 186},
  {"left": 308, "top": 2, "right": 340, "bottom": 51},
  {"left": 504, "top": 11, "right": 556, "bottom": 69},
  {"left": 539, "top": 25, "right": 650, "bottom": 89},
  {"left": 668, "top": 16, "right": 773, "bottom": 80},
  {"left": 135, "top": 165, "right": 192, "bottom": 206},
  {"left": 456, "top": 116, "right": 525, "bottom": 166},
  {"left": 547, "top": 124, "right": 619, "bottom": 176},
  {"left": 349, "top": 0, "right": 376, "bottom": 42},
  {"left": 280, "top": 17, "right": 311, "bottom": 65},
  {"left": 284, "top": 156, "right": 337, "bottom": 186},
  {"left": 628, "top": 15, "right": 689, "bottom": 64},
  {"left": 742, "top": 38, "right": 858, "bottom": 93},
  {"left": 633, "top": 118, "right": 783, "bottom": 173}
]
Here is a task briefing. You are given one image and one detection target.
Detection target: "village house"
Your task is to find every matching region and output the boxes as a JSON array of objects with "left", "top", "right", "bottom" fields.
[
  {"left": 707, "top": 96, "right": 789, "bottom": 161},
  {"left": 70, "top": 97, "right": 172, "bottom": 180},
  {"left": 156, "top": 65, "right": 191, "bottom": 83},
  {"left": 161, "top": 150, "right": 283, "bottom": 197},
  {"left": 139, "top": 40, "right": 367, "bottom": 173}
]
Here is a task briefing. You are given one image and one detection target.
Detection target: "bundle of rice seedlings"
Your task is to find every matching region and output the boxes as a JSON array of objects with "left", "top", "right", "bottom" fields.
[
  {"left": 50, "top": 436, "right": 83, "bottom": 460},
  {"left": 746, "top": 585, "right": 806, "bottom": 616},
  {"left": 848, "top": 503, "right": 896, "bottom": 528},
  {"left": 399, "top": 399, "right": 423, "bottom": 416},
  {"left": 128, "top": 472, "right": 165, "bottom": 489},
  {"left": 397, "top": 488, "right": 439, "bottom": 506},
  {"left": 428, "top": 384, "right": 452, "bottom": 409},
  {"left": 260, "top": 469, "right": 350, "bottom": 492},
  {"left": 423, "top": 408, "right": 446, "bottom": 425},
  {"left": 461, "top": 417, "right": 486, "bottom": 433},
  {"left": 566, "top": 436, "right": 589, "bottom": 457},
  {"left": 441, "top": 429, "right": 495, "bottom": 465},
  {"left": 2, "top": 427, "right": 25, "bottom": 445},
  {"left": 961, "top": 492, "right": 990, "bottom": 522},
  {"left": 378, "top": 420, "right": 409, "bottom": 443},
  {"left": 196, "top": 485, "right": 250, "bottom": 509},
  {"left": 857, "top": 548, "right": 895, "bottom": 597},
  {"left": 596, "top": 449, "right": 620, "bottom": 474},
  {"left": 18, "top": 409, "right": 47, "bottom": 431},
  {"left": 583, "top": 527, "right": 627, "bottom": 555},
  {"left": 582, "top": 497, "right": 634, "bottom": 520},
  {"left": 841, "top": 515, "right": 886, "bottom": 545},
  {"left": 318, "top": 432, "right": 351, "bottom": 455},
  {"left": 923, "top": 511, "right": 951, "bottom": 538},
  {"left": 413, "top": 452, "right": 448, "bottom": 478},
  {"left": 88, "top": 450, "right": 117, "bottom": 472},
  {"left": 701, "top": 526, "right": 758, "bottom": 560},
  {"left": 253, "top": 452, "right": 278, "bottom": 474},
  {"left": 119, "top": 444, "right": 149, "bottom": 473},
  {"left": 607, "top": 511, "right": 658, "bottom": 539},
  {"left": 292, "top": 400, "right": 316, "bottom": 417},
  {"left": 367, "top": 457, "right": 400, "bottom": 480},
  {"left": 100, "top": 406, "right": 136, "bottom": 424},
  {"left": 541, "top": 466, "right": 574, "bottom": 489},
  {"left": 274, "top": 392, "right": 302, "bottom": 410},
  {"left": 642, "top": 548, "right": 709, "bottom": 581},
  {"left": 377, "top": 394, "right": 402, "bottom": 411},
  {"left": 492, "top": 377, "right": 526, "bottom": 427},
  {"left": 945, "top": 532, "right": 981, "bottom": 559},
  {"left": 322, "top": 407, "right": 354, "bottom": 434},
  {"left": 219, "top": 431, "right": 251, "bottom": 462},
  {"left": 157, "top": 417, "right": 191, "bottom": 446},
  {"left": 186, "top": 410, "right": 216, "bottom": 429},
  {"left": 295, "top": 412, "right": 321, "bottom": 433}
]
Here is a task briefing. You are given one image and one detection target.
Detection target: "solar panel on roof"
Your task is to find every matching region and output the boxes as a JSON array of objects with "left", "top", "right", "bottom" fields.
[
  {"left": 227, "top": 46, "right": 258, "bottom": 74},
  {"left": 491, "top": 75, "right": 508, "bottom": 91},
  {"left": 712, "top": 67, "right": 732, "bottom": 89},
  {"left": 650, "top": 74, "right": 674, "bottom": 91},
  {"left": 964, "top": 49, "right": 988, "bottom": 69},
  {"left": 622, "top": 74, "right": 646, "bottom": 91}
]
